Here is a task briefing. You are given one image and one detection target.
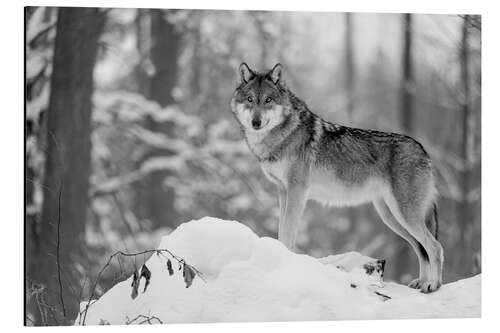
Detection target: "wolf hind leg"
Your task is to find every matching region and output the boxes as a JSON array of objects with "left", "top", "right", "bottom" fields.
[
  {"left": 373, "top": 198, "right": 431, "bottom": 288},
  {"left": 384, "top": 192, "right": 444, "bottom": 293}
]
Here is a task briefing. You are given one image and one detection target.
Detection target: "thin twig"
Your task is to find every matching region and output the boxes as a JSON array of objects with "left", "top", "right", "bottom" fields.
[
  {"left": 28, "top": 22, "right": 56, "bottom": 48},
  {"left": 25, "top": 178, "right": 56, "bottom": 195},
  {"left": 125, "top": 314, "right": 163, "bottom": 325},
  {"left": 32, "top": 285, "right": 47, "bottom": 325},
  {"left": 55, "top": 182, "right": 66, "bottom": 317},
  {"left": 48, "top": 130, "right": 65, "bottom": 172},
  {"left": 47, "top": 262, "right": 78, "bottom": 303},
  {"left": 25, "top": 315, "right": 36, "bottom": 326},
  {"left": 31, "top": 284, "right": 60, "bottom": 326},
  {"left": 458, "top": 15, "right": 481, "bottom": 31},
  {"left": 81, "top": 248, "right": 205, "bottom": 325},
  {"left": 78, "top": 277, "right": 88, "bottom": 309}
]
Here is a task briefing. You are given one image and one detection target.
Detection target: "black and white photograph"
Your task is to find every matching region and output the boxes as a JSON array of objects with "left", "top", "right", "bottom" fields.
[{"left": 22, "top": 2, "right": 485, "bottom": 327}]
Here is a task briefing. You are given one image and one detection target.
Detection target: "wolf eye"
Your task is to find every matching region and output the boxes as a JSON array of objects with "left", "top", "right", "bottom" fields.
[
  {"left": 247, "top": 96, "right": 253, "bottom": 103},
  {"left": 265, "top": 97, "right": 273, "bottom": 104}
]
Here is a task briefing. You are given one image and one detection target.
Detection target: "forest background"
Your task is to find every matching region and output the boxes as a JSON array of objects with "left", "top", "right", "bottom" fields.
[{"left": 25, "top": 7, "right": 481, "bottom": 325}]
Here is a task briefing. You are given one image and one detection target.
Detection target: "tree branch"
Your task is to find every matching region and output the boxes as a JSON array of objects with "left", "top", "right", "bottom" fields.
[{"left": 458, "top": 15, "right": 481, "bottom": 32}]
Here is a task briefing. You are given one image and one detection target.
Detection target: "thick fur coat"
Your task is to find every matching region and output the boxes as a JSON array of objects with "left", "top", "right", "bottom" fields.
[{"left": 230, "top": 63, "right": 444, "bottom": 293}]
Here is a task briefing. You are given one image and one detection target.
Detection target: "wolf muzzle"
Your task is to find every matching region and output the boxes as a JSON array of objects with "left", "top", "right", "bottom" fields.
[{"left": 251, "top": 116, "right": 262, "bottom": 130}]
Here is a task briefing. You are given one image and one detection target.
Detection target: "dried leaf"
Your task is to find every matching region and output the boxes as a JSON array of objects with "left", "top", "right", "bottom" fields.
[
  {"left": 183, "top": 264, "right": 196, "bottom": 288},
  {"left": 131, "top": 270, "right": 140, "bottom": 299},
  {"left": 140, "top": 264, "right": 152, "bottom": 293},
  {"left": 167, "top": 259, "right": 174, "bottom": 276}
]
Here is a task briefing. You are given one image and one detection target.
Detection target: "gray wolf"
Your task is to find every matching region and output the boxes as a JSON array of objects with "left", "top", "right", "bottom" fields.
[{"left": 230, "top": 62, "right": 444, "bottom": 293}]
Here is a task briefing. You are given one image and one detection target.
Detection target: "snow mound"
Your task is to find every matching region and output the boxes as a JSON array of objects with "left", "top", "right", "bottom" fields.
[{"left": 77, "top": 217, "right": 481, "bottom": 324}]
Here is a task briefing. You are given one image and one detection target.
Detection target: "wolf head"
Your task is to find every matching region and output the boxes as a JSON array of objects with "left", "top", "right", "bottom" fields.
[{"left": 230, "top": 63, "right": 291, "bottom": 132}]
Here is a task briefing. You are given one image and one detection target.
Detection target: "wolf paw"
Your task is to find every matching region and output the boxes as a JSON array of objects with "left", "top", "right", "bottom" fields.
[
  {"left": 420, "top": 280, "right": 441, "bottom": 293},
  {"left": 408, "top": 278, "right": 422, "bottom": 289}
]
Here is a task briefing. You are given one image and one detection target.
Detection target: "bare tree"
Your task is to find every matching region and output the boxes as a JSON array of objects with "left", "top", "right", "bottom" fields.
[
  {"left": 133, "top": 8, "right": 152, "bottom": 97},
  {"left": 458, "top": 15, "right": 473, "bottom": 273},
  {"left": 392, "top": 13, "right": 416, "bottom": 281},
  {"left": 190, "top": 14, "right": 203, "bottom": 97},
  {"left": 29, "top": 7, "right": 104, "bottom": 325},
  {"left": 344, "top": 13, "right": 355, "bottom": 120},
  {"left": 342, "top": 12, "right": 361, "bottom": 254},
  {"left": 252, "top": 11, "right": 272, "bottom": 67},
  {"left": 400, "top": 13, "right": 414, "bottom": 134},
  {"left": 137, "top": 9, "right": 181, "bottom": 229}
]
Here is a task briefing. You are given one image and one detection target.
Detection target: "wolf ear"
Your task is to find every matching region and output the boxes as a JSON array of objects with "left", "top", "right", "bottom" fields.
[
  {"left": 238, "top": 62, "right": 254, "bottom": 84},
  {"left": 269, "top": 63, "right": 283, "bottom": 84}
]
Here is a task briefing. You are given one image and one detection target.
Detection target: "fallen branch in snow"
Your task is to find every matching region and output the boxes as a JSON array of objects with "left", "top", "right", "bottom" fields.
[
  {"left": 374, "top": 291, "right": 392, "bottom": 301},
  {"left": 80, "top": 248, "right": 205, "bottom": 325}
]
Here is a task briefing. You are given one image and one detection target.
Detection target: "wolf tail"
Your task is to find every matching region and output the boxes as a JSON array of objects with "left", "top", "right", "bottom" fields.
[{"left": 425, "top": 203, "right": 439, "bottom": 240}]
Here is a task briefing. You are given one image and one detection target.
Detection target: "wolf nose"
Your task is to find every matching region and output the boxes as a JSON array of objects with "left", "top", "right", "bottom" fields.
[{"left": 252, "top": 118, "right": 262, "bottom": 129}]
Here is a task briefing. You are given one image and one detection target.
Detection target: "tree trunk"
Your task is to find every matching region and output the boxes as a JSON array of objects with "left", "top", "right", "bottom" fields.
[
  {"left": 190, "top": 22, "right": 203, "bottom": 97},
  {"left": 459, "top": 15, "right": 472, "bottom": 275},
  {"left": 252, "top": 12, "right": 271, "bottom": 67},
  {"left": 30, "top": 7, "right": 104, "bottom": 325},
  {"left": 344, "top": 13, "right": 355, "bottom": 120},
  {"left": 342, "top": 12, "right": 360, "bottom": 253},
  {"left": 139, "top": 9, "right": 180, "bottom": 229},
  {"left": 392, "top": 13, "right": 415, "bottom": 282},
  {"left": 401, "top": 14, "right": 414, "bottom": 134},
  {"left": 134, "top": 8, "right": 152, "bottom": 97},
  {"left": 130, "top": 9, "right": 151, "bottom": 222}
]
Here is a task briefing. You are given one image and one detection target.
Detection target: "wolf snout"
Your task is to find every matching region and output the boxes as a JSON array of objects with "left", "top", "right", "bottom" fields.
[{"left": 251, "top": 117, "right": 262, "bottom": 130}]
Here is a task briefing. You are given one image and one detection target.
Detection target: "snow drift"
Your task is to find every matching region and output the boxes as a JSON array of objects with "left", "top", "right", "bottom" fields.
[{"left": 76, "top": 217, "right": 480, "bottom": 324}]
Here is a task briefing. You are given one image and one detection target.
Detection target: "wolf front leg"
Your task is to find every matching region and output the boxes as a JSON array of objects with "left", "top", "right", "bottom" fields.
[
  {"left": 279, "top": 185, "right": 308, "bottom": 250},
  {"left": 276, "top": 183, "right": 287, "bottom": 229},
  {"left": 279, "top": 166, "right": 310, "bottom": 251}
]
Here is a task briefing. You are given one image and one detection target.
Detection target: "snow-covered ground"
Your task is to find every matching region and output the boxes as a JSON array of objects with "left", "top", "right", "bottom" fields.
[{"left": 76, "top": 217, "right": 481, "bottom": 325}]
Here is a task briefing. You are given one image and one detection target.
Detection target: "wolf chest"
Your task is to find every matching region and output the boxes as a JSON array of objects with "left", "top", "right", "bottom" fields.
[{"left": 260, "top": 160, "right": 288, "bottom": 185}]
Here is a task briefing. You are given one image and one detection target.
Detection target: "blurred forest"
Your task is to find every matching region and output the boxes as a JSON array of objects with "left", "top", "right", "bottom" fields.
[{"left": 25, "top": 7, "right": 481, "bottom": 325}]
